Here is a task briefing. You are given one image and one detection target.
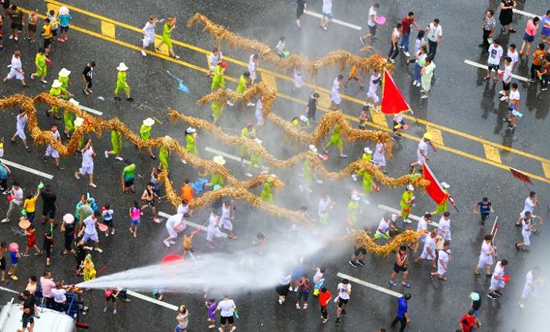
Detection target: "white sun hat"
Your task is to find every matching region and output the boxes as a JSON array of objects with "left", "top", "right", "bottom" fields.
[
  {"left": 299, "top": 115, "right": 308, "bottom": 122},
  {"left": 441, "top": 182, "right": 450, "bottom": 189},
  {"left": 58, "top": 68, "right": 71, "bottom": 77},
  {"left": 309, "top": 144, "right": 317, "bottom": 153},
  {"left": 186, "top": 127, "right": 196, "bottom": 134},
  {"left": 213, "top": 155, "right": 226, "bottom": 165},
  {"left": 117, "top": 63, "right": 129, "bottom": 71},
  {"left": 68, "top": 98, "right": 79, "bottom": 106},
  {"left": 364, "top": 147, "right": 373, "bottom": 154},
  {"left": 406, "top": 184, "right": 414, "bottom": 191},
  {"left": 74, "top": 117, "right": 84, "bottom": 127},
  {"left": 51, "top": 79, "right": 63, "bottom": 88},
  {"left": 143, "top": 118, "right": 155, "bottom": 126},
  {"left": 58, "top": 6, "right": 70, "bottom": 15}
]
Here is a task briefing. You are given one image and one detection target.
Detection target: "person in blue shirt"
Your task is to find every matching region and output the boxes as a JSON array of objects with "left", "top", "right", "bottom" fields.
[
  {"left": 473, "top": 197, "right": 493, "bottom": 227},
  {"left": 57, "top": 7, "right": 72, "bottom": 42},
  {"left": 391, "top": 293, "right": 411, "bottom": 332}
]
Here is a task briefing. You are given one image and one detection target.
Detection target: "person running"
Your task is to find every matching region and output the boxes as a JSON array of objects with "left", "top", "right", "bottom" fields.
[
  {"left": 319, "top": 286, "right": 332, "bottom": 324},
  {"left": 426, "top": 19, "right": 443, "bottom": 58},
  {"left": 141, "top": 15, "right": 158, "bottom": 56},
  {"left": 217, "top": 295, "right": 237, "bottom": 332},
  {"left": 296, "top": 0, "right": 307, "bottom": 30},
  {"left": 365, "top": 68, "right": 382, "bottom": 110},
  {"left": 141, "top": 182, "right": 161, "bottom": 223},
  {"left": 499, "top": 0, "right": 516, "bottom": 33},
  {"left": 484, "top": 39, "right": 503, "bottom": 82},
  {"left": 519, "top": 17, "right": 540, "bottom": 56},
  {"left": 10, "top": 109, "right": 30, "bottom": 151},
  {"left": 480, "top": 10, "right": 496, "bottom": 51},
  {"left": 389, "top": 246, "right": 410, "bottom": 288},
  {"left": 473, "top": 197, "right": 493, "bottom": 227},
  {"left": 74, "top": 138, "right": 97, "bottom": 188},
  {"left": 360, "top": 3, "right": 380, "bottom": 44},
  {"left": 409, "top": 133, "right": 436, "bottom": 172},
  {"left": 420, "top": 56, "right": 436, "bottom": 98},
  {"left": 78, "top": 211, "right": 103, "bottom": 252},
  {"left": 30, "top": 48, "right": 48, "bottom": 84},
  {"left": 518, "top": 266, "right": 541, "bottom": 308},
  {"left": 163, "top": 213, "right": 185, "bottom": 247},
  {"left": 391, "top": 293, "right": 411, "bottom": 332},
  {"left": 474, "top": 235, "right": 496, "bottom": 277},
  {"left": 3, "top": 50, "right": 29, "bottom": 87},
  {"left": 157, "top": 17, "right": 179, "bottom": 59},
  {"left": 399, "top": 12, "right": 420, "bottom": 57},
  {"left": 323, "top": 124, "right": 347, "bottom": 158},
  {"left": 114, "top": 62, "right": 133, "bottom": 101},
  {"left": 334, "top": 279, "right": 351, "bottom": 326},
  {"left": 430, "top": 240, "right": 451, "bottom": 281},
  {"left": 320, "top": 0, "right": 333, "bottom": 31},
  {"left": 487, "top": 259, "right": 508, "bottom": 299},
  {"left": 82, "top": 60, "right": 95, "bottom": 95},
  {"left": 388, "top": 23, "right": 403, "bottom": 63},
  {"left": 330, "top": 74, "right": 344, "bottom": 110},
  {"left": 515, "top": 211, "right": 541, "bottom": 251}
]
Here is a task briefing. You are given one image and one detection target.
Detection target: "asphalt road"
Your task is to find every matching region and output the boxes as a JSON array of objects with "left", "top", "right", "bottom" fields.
[{"left": 0, "top": 0, "right": 549, "bottom": 331}]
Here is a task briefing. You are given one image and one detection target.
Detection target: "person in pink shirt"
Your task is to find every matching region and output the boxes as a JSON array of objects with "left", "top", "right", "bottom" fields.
[
  {"left": 40, "top": 271, "right": 56, "bottom": 309},
  {"left": 519, "top": 17, "right": 540, "bottom": 56}
]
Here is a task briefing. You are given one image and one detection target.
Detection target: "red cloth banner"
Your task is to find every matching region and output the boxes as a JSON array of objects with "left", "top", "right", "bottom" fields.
[
  {"left": 422, "top": 163, "right": 449, "bottom": 205},
  {"left": 381, "top": 69, "right": 411, "bottom": 115}
]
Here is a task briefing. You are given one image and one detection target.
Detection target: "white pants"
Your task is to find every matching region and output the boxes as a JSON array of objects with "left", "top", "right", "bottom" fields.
[
  {"left": 521, "top": 231, "right": 531, "bottom": 246},
  {"left": 16, "top": 129, "right": 26, "bottom": 140},
  {"left": 79, "top": 164, "right": 94, "bottom": 175},
  {"left": 45, "top": 146, "right": 60, "bottom": 159},
  {"left": 142, "top": 34, "right": 155, "bottom": 47},
  {"left": 206, "top": 225, "right": 221, "bottom": 242},
  {"left": 477, "top": 255, "right": 493, "bottom": 268},
  {"left": 7, "top": 69, "right": 24, "bottom": 80},
  {"left": 490, "top": 278, "right": 505, "bottom": 291},
  {"left": 367, "top": 90, "right": 379, "bottom": 103},
  {"left": 221, "top": 219, "right": 233, "bottom": 231},
  {"left": 522, "top": 285, "right": 538, "bottom": 299}
]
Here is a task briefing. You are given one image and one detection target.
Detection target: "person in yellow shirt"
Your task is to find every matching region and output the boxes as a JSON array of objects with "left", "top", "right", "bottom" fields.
[
  {"left": 23, "top": 188, "right": 40, "bottom": 223},
  {"left": 42, "top": 18, "right": 54, "bottom": 55}
]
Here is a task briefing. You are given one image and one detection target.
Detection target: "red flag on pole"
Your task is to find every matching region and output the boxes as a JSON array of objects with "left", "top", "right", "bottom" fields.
[
  {"left": 422, "top": 163, "right": 449, "bottom": 205},
  {"left": 509, "top": 168, "right": 532, "bottom": 185},
  {"left": 381, "top": 69, "right": 411, "bottom": 115}
]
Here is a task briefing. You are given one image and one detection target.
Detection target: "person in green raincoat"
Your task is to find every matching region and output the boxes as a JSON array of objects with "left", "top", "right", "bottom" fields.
[
  {"left": 57, "top": 68, "right": 72, "bottom": 99},
  {"left": 240, "top": 123, "right": 256, "bottom": 164},
  {"left": 105, "top": 130, "right": 123, "bottom": 161},
  {"left": 114, "top": 62, "right": 134, "bottom": 102},
  {"left": 157, "top": 17, "right": 179, "bottom": 59},
  {"left": 323, "top": 124, "right": 347, "bottom": 158},
  {"left": 48, "top": 79, "right": 72, "bottom": 119},
  {"left": 140, "top": 118, "right": 156, "bottom": 159},
  {"left": 211, "top": 98, "right": 224, "bottom": 125},
  {"left": 211, "top": 63, "right": 226, "bottom": 91},
  {"left": 357, "top": 169, "right": 374, "bottom": 194},
  {"left": 398, "top": 184, "right": 416, "bottom": 224},
  {"left": 291, "top": 115, "right": 310, "bottom": 129},
  {"left": 245, "top": 138, "right": 263, "bottom": 177},
  {"left": 261, "top": 176, "right": 275, "bottom": 203},
  {"left": 299, "top": 145, "right": 319, "bottom": 193},
  {"left": 210, "top": 156, "right": 226, "bottom": 187},
  {"left": 227, "top": 71, "right": 255, "bottom": 107},
  {"left": 431, "top": 182, "right": 450, "bottom": 216},
  {"left": 346, "top": 193, "right": 361, "bottom": 232},
  {"left": 63, "top": 98, "right": 78, "bottom": 139},
  {"left": 30, "top": 48, "right": 48, "bottom": 83},
  {"left": 352, "top": 147, "right": 373, "bottom": 182},
  {"left": 73, "top": 117, "right": 85, "bottom": 149},
  {"left": 185, "top": 127, "right": 198, "bottom": 156},
  {"left": 159, "top": 139, "right": 170, "bottom": 172}
]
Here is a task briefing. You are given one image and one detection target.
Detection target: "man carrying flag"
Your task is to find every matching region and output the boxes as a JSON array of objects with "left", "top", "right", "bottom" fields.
[{"left": 410, "top": 133, "right": 437, "bottom": 173}]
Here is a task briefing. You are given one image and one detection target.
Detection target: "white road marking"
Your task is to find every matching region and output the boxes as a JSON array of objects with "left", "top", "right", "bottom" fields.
[
  {"left": 126, "top": 290, "right": 178, "bottom": 311},
  {"left": 0, "top": 159, "right": 54, "bottom": 179},
  {"left": 512, "top": 9, "right": 537, "bottom": 19},
  {"left": 336, "top": 273, "right": 403, "bottom": 298},
  {"left": 78, "top": 105, "right": 103, "bottom": 116},
  {"left": 377, "top": 204, "right": 439, "bottom": 227},
  {"left": 463, "top": 60, "right": 530, "bottom": 82},
  {"left": 204, "top": 147, "right": 269, "bottom": 171},
  {"left": 158, "top": 211, "right": 229, "bottom": 238},
  {"left": 304, "top": 11, "right": 362, "bottom": 30}
]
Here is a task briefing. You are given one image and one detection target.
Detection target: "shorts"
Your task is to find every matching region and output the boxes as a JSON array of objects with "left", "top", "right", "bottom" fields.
[
  {"left": 354, "top": 246, "right": 367, "bottom": 256},
  {"left": 16, "top": 129, "right": 26, "bottom": 140},
  {"left": 490, "top": 278, "right": 505, "bottom": 291},
  {"left": 7, "top": 69, "right": 24, "bottom": 81},
  {"left": 522, "top": 231, "right": 531, "bottom": 246},
  {"left": 44, "top": 37, "right": 52, "bottom": 49},
  {"left": 131, "top": 218, "right": 140, "bottom": 226},
  {"left": 10, "top": 22, "right": 23, "bottom": 31},
  {"left": 42, "top": 207, "right": 56, "bottom": 219},
  {"left": 105, "top": 294, "right": 117, "bottom": 302},
  {"left": 502, "top": 81, "right": 510, "bottom": 91},
  {"left": 143, "top": 34, "right": 154, "bottom": 47},
  {"left": 167, "top": 227, "right": 178, "bottom": 239},
  {"left": 82, "top": 232, "right": 99, "bottom": 243},
  {"left": 393, "top": 120, "right": 405, "bottom": 132},
  {"left": 28, "top": 24, "right": 37, "bottom": 33},
  {"left": 322, "top": 12, "right": 333, "bottom": 20},
  {"left": 337, "top": 298, "right": 349, "bottom": 307},
  {"left": 44, "top": 247, "right": 52, "bottom": 258},
  {"left": 297, "top": 291, "right": 309, "bottom": 301},
  {"left": 477, "top": 255, "right": 493, "bottom": 268},
  {"left": 52, "top": 29, "right": 58, "bottom": 37},
  {"left": 0, "top": 257, "right": 5, "bottom": 271},
  {"left": 103, "top": 219, "right": 114, "bottom": 227},
  {"left": 45, "top": 145, "right": 60, "bottom": 159},
  {"left": 487, "top": 64, "right": 499, "bottom": 71},
  {"left": 142, "top": 199, "right": 155, "bottom": 208},
  {"left": 27, "top": 239, "right": 37, "bottom": 248},
  {"left": 85, "top": 77, "right": 93, "bottom": 89},
  {"left": 221, "top": 219, "right": 233, "bottom": 231},
  {"left": 60, "top": 25, "right": 69, "bottom": 33},
  {"left": 276, "top": 283, "right": 290, "bottom": 296},
  {"left": 420, "top": 248, "right": 434, "bottom": 260},
  {"left": 367, "top": 90, "right": 379, "bottom": 103},
  {"left": 296, "top": 7, "right": 304, "bottom": 19},
  {"left": 368, "top": 25, "right": 377, "bottom": 36},
  {"left": 393, "top": 263, "right": 408, "bottom": 273},
  {"left": 437, "top": 264, "right": 446, "bottom": 276},
  {"left": 220, "top": 316, "right": 234, "bottom": 325},
  {"left": 124, "top": 179, "right": 134, "bottom": 187},
  {"left": 175, "top": 326, "right": 187, "bottom": 332},
  {"left": 79, "top": 165, "right": 94, "bottom": 175},
  {"left": 481, "top": 213, "right": 489, "bottom": 221},
  {"left": 522, "top": 32, "right": 534, "bottom": 43},
  {"left": 22, "top": 314, "right": 34, "bottom": 328}
]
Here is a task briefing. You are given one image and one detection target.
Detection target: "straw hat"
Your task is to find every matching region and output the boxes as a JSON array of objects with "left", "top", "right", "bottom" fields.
[
  {"left": 74, "top": 117, "right": 84, "bottom": 127},
  {"left": 58, "top": 6, "right": 69, "bottom": 15},
  {"left": 186, "top": 127, "right": 196, "bottom": 134},
  {"left": 406, "top": 184, "right": 415, "bottom": 191},
  {"left": 18, "top": 218, "right": 31, "bottom": 230},
  {"left": 309, "top": 144, "right": 317, "bottom": 153},
  {"left": 143, "top": 118, "right": 155, "bottom": 126},
  {"left": 51, "top": 80, "right": 63, "bottom": 88},
  {"left": 63, "top": 213, "right": 75, "bottom": 224},
  {"left": 423, "top": 133, "right": 433, "bottom": 140},
  {"left": 68, "top": 98, "right": 79, "bottom": 106},
  {"left": 213, "top": 155, "right": 226, "bottom": 165},
  {"left": 364, "top": 147, "right": 373, "bottom": 154},
  {"left": 58, "top": 68, "right": 71, "bottom": 77},
  {"left": 117, "top": 63, "right": 129, "bottom": 71},
  {"left": 254, "top": 138, "right": 262, "bottom": 145},
  {"left": 441, "top": 182, "right": 450, "bottom": 189}
]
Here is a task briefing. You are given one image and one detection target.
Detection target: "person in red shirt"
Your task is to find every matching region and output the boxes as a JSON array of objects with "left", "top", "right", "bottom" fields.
[
  {"left": 399, "top": 12, "right": 420, "bottom": 57},
  {"left": 318, "top": 287, "right": 332, "bottom": 324},
  {"left": 459, "top": 309, "right": 479, "bottom": 332},
  {"left": 180, "top": 179, "right": 194, "bottom": 203}
]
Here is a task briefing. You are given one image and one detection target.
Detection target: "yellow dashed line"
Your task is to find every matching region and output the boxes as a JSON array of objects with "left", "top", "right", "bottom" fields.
[
  {"left": 370, "top": 110, "right": 387, "bottom": 127},
  {"left": 46, "top": 3, "right": 60, "bottom": 14},
  {"left": 317, "top": 92, "right": 332, "bottom": 109},
  {"left": 542, "top": 162, "right": 550, "bottom": 179},
  {"left": 101, "top": 21, "right": 116, "bottom": 39},
  {"left": 483, "top": 144, "right": 502, "bottom": 164},
  {"left": 154, "top": 37, "right": 169, "bottom": 55},
  {"left": 426, "top": 126, "right": 444, "bottom": 146},
  {"left": 261, "top": 73, "right": 278, "bottom": 92}
]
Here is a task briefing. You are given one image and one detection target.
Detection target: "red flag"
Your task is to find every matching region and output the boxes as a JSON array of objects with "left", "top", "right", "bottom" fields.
[
  {"left": 509, "top": 168, "right": 532, "bottom": 185},
  {"left": 381, "top": 69, "right": 411, "bottom": 115},
  {"left": 422, "top": 163, "right": 449, "bottom": 205}
]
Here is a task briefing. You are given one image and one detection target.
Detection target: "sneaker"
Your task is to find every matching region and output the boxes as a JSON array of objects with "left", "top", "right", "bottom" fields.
[
  {"left": 401, "top": 282, "right": 410, "bottom": 288},
  {"left": 113, "top": 309, "right": 117, "bottom": 314},
  {"left": 487, "top": 293, "right": 498, "bottom": 299},
  {"left": 356, "top": 260, "right": 365, "bottom": 266},
  {"left": 127, "top": 97, "right": 134, "bottom": 102},
  {"left": 173, "top": 55, "right": 180, "bottom": 59},
  {"left": 226, "top": 100, "right": 234, "bottom": 107},
  {"left": 111, "top": 230, "right": 115, "bottom": 235},
  {"left": 9, "top": 35, "right": 13, "bottom": 40},
  {"left": 278, "top": 299, "right": 283, "bottom": 305},
  {"left": 121, "top": 297, "right": 131, "bottom": 303},
  {"left": 246, "top": 102, "right": 255, "bottom": 107},
  {"left": 499, "top": 96, "right": 508, "bottom": 101},
  {"left": 348, "top": 260, "right": 358, "bottom": 267},
  {"left": 245, "top": 172, "right": 253, "bottom": 177},
  {"left": 74, "top": 172, "right": 81, "bottom": 180},
  {"left": 14, "top": 36, "right": 18, "bottom": 42},
  {"left": 103, "top": 307, "right": 107, "bottom": 313},
  {"left": 404, "top": 51, "right": 411, "bottom": 57},
  {"left": 415, "top": 82, "right": 421, "bottom": 87},
  {"left": 296, "top": 303, "right": 301, "bottom": 310},
  {"left": 89, "top": 183, "right": 97, "bottom": 188},
  {"left": 499, "top": 90, "right": 506, "bottom": 95},
  {"left": 518, "top": 302, "right": 525, "bottom": 309},
  {"left": 495, "top": 290, "right": 503, "bottom": 297},
  {"left": 412, "top": 80, "right": 418, "bottom": 85},
  {"left": 339, "top": 154, "right": 348, "bottom": 158},
  {"left": 389, "top": 59, "right": 395, "bottom": 64},
  {"left": 389, "top": 280, "right": 397, "bottom": 287},
  {"left": 105, "top": 232, "right": 109, "bottom": 237},
  {"left": 514, "top": 243, "right": 519, "bottom": 251},
  {"left": 169, "top": 241, "right": 176, "bottom": 245},
  {"left": 334, "top": 318, "right": 340, "bottom": 326},
  {"left": 163, "top": 240, "right": 171, "bottom": 247},
  {"left": 115, "top": 156, "right": 123, "bottom": 161},
  {"left": 104, "top": 151, "right": 109, "bottom": 158},
  {"left": 141, "top": 50, "right": 147, "bottom": 56},
  {"left": 341, "top": 309, "right": 346, "bottom": 316},
  {"left": 114, "top": 96, "right": 121, "bottom": 101},
  {"left": 21, "top": 253, "right": 29, "bottom": 257},
  {"left": 421, "top": 94, "right": 429, "bottom": 99},
  {"left": 94, "top": 248, "right": 103, "bottom": 253},
  {"left": 0, "top": 219, "right": 8, "bottom": 223}
]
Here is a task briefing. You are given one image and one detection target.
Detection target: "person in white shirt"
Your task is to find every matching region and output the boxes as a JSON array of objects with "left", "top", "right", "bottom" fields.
[
  {"left": 10, "top": 109, "right": 30, "bottom": 151},
  {"left": 504, "top": 83, "right": 520, "bottom": 130},
  {"left": 388, "top": 23, "right": 403, "bottom": 63},
  {"left": 437, "top": 212, "right": 452, "bottom": 241},
  {"left": 163, "top": 213, "right": 185, "bottom": 247},
  {"left": 488, "top": 260, "right": 508, "bottom": 299},
  {"left": 220, "top": 201, "right": 237, "bottom": 239},
  {"left": 1, "top": 181, "right": 23, "bottom": 223},
  {"left": 51, "top": 281, "right": 68, "bottom": 312},
  {"left": 474, "top": 234, "right": 495, "bottom": 277},
  {"left": 208, "top": 47, "right": 223, "bottom": 77},
  {"left": 206, "top": 210, "right": 222, "bottom": 249},
  {"left": 330, "top": 75, "right": 344, "bottom": 110},
  {"left": 515, "top": 211, "right": 541, "bottom": 250},
  {"left": 506, "top": 44, "right": 519, "bottom": 70},
  {"left": 374, "top": 214, "right": 395, "bottom": 240},
  {"left": 320, "top": 0, "right": 333, "bottom": 31},
  {"left": 518, "top": 267, "right": 542, "bottom": 308},
  {"left": 43, "top": 124, "right": 64, "bottom": 169},
  {"left": 334, "top": 279, "right": 351, "bottom": 326},
  {"left": 426, "top": 18, "right": 442, "bottom": 58},
  {"left": 414, "top": 230, "right": 437, "bottom": 268},
  {"left": 254, "top": 97, "right": 264, "bottom": 127},
  {"left": 485, "top": 40, "right": 503, "bottom": 82},
  {"left": 74, "top": 138, "right": 96, "bottom": 187},
  {"left": 3, "top": 50, "right": 28, "bottom": 86},
  {"left": 248, "top": 54, "right": 259, "bottom": 84},
  {"left": 409, "top": 133, "right": 437, "bottom": 172},
  {"left": 275, "top": 36, "right": 286, "bottom": 57},
  {"left": 360, "top": 3, "right": 380, "bottom": 44},
  {"left": 365, "top": 68, "right": 382, "bottom": 110},
  {"left": 177, "top": 199, "right": 190, "bottom": 215},
  {"left": 78, "top": 211, "right": 103, "bottom": 252},
  {"left": 141, "top": 15, "right": 158, "bottom": 56},
  {"left": 520, "top": 191, "right": 539, "bottom": 218},
  {"left": 217, "top": 295, "right": 237, "bottom": 332},
  {"left": 499, "top": 57, "right": 513, "bottom": 101},
  {"left": 318, "top": 194, "right": 333, "bottom": 224},
  {"left": 416, "top": 213, "right": 431, "bottom": 243},
  {"left": 430, "top": 241, "right": 450, "bottom": 281}
]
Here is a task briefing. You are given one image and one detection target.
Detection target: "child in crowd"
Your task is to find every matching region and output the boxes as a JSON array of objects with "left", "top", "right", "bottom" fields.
[
  {"left": 23, "top": 224, "right": 42, "bottom": 256},
  {"left": 43, "top": 231, "right": 54, "bottom": 266},
  {"left": 102, "top": 203, "right": 115, "bottom": 236},
  {"left": 129, "top": 201, "right": 141, "bottom": 238},
  {"left": 473, "top": 197, "right": 493, "bottom": 227}
]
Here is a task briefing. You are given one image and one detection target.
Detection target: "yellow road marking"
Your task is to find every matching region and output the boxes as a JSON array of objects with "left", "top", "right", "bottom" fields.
[
  {"left": 483, "top": 144, "right": 502, "bottom": 164},
  {"left": 542, "top": 162, "right": 550, "bottom": 179},
  {"left": 101, "top": 21, "right": 116, "bottom": 39},
  {"left": 46, "top": 3, "right": 59, "bottom": 13},
  {"left": 28, "top": 3, "right": 550, "bottom": 185},
  {"left": 261, "top": 73, "right": 278, "bottom": 92},
  {"left": 370, "top": 109, "right": 387, "bottom": 127},
  {"left": 155, "top": 37, "right": 169, "bottom": 55},
  {"left": 317, "top": 92, "right": 331, "bottom": 109},
  {"left": 426, "top": 126, "right": 444, "bottom": 146},
  {"left": 42, "top": 0, "right": 550, "bottom": 167}
]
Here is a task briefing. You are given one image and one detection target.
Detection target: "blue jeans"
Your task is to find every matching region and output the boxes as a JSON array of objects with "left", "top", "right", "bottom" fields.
[
  {"left": 414, "top": 63, "right": 422, "bottom": 82},
  {"left": 399, "top": 33, "right": 410, "bottom": 52}
]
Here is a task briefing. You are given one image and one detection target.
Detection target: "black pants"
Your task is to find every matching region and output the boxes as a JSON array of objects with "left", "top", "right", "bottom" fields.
[
  {"left": 542, "top": 75, "right": 549, "bottom": 88},
  {"left": 391, "top": 316, "right": 407, "bottom": 332},
  {"left": 388, "top": 44, "right": 399, "bottom": 60},
  {"left": 530, "top": 64, "right": 541, "bottom": 80},
  {"left": 64, "top": 234, "right": 73, "bottom": 251},
  {"left": 428, "top": 40, "right": 438, "bottom": 58},
  {"left": 482, "top": 29, "right": 491, "bottom": 50},
  {"left": 321, "top": 305, "right": 328, "bottom": 319}
]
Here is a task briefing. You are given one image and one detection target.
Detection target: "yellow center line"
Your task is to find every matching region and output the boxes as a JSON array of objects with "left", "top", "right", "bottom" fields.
[
  {"left": 45, "top": 0, "right": 550, "bottom": 165},
  {"left": 28, "top": 4, "right": 550, "bottom": 185}
]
